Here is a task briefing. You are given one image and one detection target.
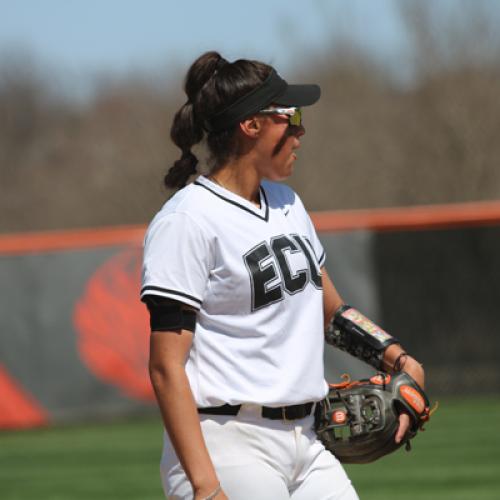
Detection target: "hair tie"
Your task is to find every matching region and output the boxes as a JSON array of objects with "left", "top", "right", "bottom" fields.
[
  {"left": 188, "top": 161, "right": 198, "bottom": 175},
  {"left": 393, "top": 352, "right": 408, "bottom": 372},
  {"left": 182, "top": 150, "right": 198, "bottom": 175},
  {"left": 215, "top": 57, "right": 228, "bottom": 73}
]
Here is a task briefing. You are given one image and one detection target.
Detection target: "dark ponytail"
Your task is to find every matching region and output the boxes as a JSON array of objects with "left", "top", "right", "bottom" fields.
[
  {"left": 164, "top": 52, "right": 226, "bottom": 189},
  {"left": 163, "top": 101, "right": 202, "bottom": 189},
  {"left": 164, "top": 51, "right": 272, "bottom": 190}
]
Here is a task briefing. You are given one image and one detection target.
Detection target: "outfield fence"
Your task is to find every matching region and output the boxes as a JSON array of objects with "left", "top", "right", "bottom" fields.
[{"left": 1, "top": 200, "right": 499, "bottom": 429}]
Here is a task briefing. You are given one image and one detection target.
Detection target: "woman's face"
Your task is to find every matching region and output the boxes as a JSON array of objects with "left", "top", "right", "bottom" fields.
[{"left": 254, "top": 114, "right": 305, "bottom": 181}]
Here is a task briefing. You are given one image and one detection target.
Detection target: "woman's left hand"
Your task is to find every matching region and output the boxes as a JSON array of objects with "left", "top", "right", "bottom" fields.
[{"left": 393, "top": 354, "right": 425, "bottom": 443}]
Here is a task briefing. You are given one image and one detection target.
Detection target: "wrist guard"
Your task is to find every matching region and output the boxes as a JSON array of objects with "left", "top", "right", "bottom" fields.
[{"left": 325, "top": 305, "right": 399, "bottom": 370}]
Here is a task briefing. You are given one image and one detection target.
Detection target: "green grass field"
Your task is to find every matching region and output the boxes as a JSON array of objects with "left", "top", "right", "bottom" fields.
[{"left": 1, "top": 398, "right": 499, "bottom": 499}]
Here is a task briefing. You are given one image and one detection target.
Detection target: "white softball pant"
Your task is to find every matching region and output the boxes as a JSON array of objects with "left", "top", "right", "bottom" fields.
[{"left": 160, "top": 404, "right": 359, "bottom": 500}]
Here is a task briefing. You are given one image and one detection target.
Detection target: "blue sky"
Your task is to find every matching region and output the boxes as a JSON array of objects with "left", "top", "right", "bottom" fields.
[{"left": 0, "top": 0, "right": 406, "bottom": 83}]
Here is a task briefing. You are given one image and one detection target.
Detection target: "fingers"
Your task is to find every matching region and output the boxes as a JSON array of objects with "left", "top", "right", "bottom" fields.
[{"left": 395, "top": 412, "right": 411, "bottom": 443}]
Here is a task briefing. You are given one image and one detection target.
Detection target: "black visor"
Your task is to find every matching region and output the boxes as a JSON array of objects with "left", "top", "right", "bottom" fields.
[{"left": 205, "top": 69, "right": 320, "bottom": 132}]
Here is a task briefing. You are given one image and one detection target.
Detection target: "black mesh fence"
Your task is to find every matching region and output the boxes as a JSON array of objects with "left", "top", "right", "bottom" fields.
[{"left": 373, "top": 225, "right": 500, "bottom": 396}]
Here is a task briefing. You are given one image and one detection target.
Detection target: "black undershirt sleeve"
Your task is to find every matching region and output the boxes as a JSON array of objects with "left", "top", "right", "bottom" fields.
[{"left": 142, "top": 295, "right": 196, "bottom": 332}]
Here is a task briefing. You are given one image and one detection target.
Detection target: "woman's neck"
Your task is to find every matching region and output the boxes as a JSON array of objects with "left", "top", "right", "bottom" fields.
[{"left": 209, "top": 159, "right": 262, "bottom": 206}]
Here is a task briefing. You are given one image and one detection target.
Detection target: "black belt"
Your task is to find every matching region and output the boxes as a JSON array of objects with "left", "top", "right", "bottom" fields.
[{"left": 198, "top": 402, "right": 314, "bottom": 421}]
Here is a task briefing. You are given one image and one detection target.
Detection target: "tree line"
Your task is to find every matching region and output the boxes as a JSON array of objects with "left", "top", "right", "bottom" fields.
[{"left": 1, "top": 0, "right": 499, "bottom": 232}]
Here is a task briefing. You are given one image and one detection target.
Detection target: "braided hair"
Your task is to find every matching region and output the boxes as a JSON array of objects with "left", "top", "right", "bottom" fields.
[{"left": 164, "top": 51, "right": 272, "bottom": 189}]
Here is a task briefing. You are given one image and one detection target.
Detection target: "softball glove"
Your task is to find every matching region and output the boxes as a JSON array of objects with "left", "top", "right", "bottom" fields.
[{"left": 315, "top": 371, "right": 431, "bottom": 464}]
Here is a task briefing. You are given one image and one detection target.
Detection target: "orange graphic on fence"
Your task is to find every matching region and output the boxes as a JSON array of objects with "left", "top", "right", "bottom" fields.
[
  {"left": 74, "top": 247, "right": 155, "bottom": 402},
  {"left": 0, "top": 365, "right": 48, "bottom": 428}
]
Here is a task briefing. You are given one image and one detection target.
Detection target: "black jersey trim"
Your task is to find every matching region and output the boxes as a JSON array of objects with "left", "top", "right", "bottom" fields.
[
  {"left": 194, "top": 180, "right": 269, "bottom": 222},
  {"left": 318, "top": 250, "right": 326, "bottom": 266},
  {"left": 140, "top": 286, "right": 202, "bottom": 305}
]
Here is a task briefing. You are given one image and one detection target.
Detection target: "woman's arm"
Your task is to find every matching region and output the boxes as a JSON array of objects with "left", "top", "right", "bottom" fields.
[
  {"left": 149, "top": 329, "right": 227, "bottom": 500},
  {"left": 321, "top": 267, "right": 425, "bottom": 442},
  {"left": 382, "top": 344, "right": 425, "bottom": 388},
  {"left": 321, "top": 268, "right": 344, "bottom": 328},
  {"left": 382, "top": 343, "right": 425, "bottom": 443}
]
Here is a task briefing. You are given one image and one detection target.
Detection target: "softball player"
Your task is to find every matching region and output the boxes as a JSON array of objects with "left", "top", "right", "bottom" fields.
[{"left": 142, "top": 51, "right": 423, "bottom": 500}]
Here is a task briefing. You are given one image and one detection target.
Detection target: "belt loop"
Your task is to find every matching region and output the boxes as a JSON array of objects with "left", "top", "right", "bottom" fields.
[{"left": 281, "top": 406, "right": 290, "bottom": 424}]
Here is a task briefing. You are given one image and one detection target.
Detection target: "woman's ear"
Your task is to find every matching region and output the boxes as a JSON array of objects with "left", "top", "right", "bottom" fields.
[{"left": 239, "top": 116, "right": 261, "bottom": 139}]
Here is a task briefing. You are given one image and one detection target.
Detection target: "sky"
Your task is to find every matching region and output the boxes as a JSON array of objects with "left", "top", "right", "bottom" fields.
[{"left": 0, "top": 0, "right": 406, "bottom": 89}]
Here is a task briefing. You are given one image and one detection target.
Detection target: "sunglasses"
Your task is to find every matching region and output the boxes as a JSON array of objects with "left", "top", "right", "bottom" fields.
[{"left": 258, "top": 106, "right": 302, "bottom": 127}]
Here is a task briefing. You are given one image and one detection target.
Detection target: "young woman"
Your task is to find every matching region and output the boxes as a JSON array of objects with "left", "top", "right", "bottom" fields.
[{"left": 141, "top": 51, "right": 424, "bottom": 500}]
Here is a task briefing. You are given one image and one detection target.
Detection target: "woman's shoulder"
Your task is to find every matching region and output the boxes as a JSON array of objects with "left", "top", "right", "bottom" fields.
[
  {"left": 154, "top": 179, "right": 213, "bottom": 219},
  {"left": 144, "top": 184, "right": 202, "bottom": 236}
]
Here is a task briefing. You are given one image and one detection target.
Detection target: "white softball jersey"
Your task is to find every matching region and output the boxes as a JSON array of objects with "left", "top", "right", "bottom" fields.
[{"left": 141, "top": 175, "right": 328, "bottom": 407}]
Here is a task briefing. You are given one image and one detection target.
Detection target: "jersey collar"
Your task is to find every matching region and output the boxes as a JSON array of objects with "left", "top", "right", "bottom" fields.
[{"left": 194, "top": 176, "right": 269, "bottom": 222}]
